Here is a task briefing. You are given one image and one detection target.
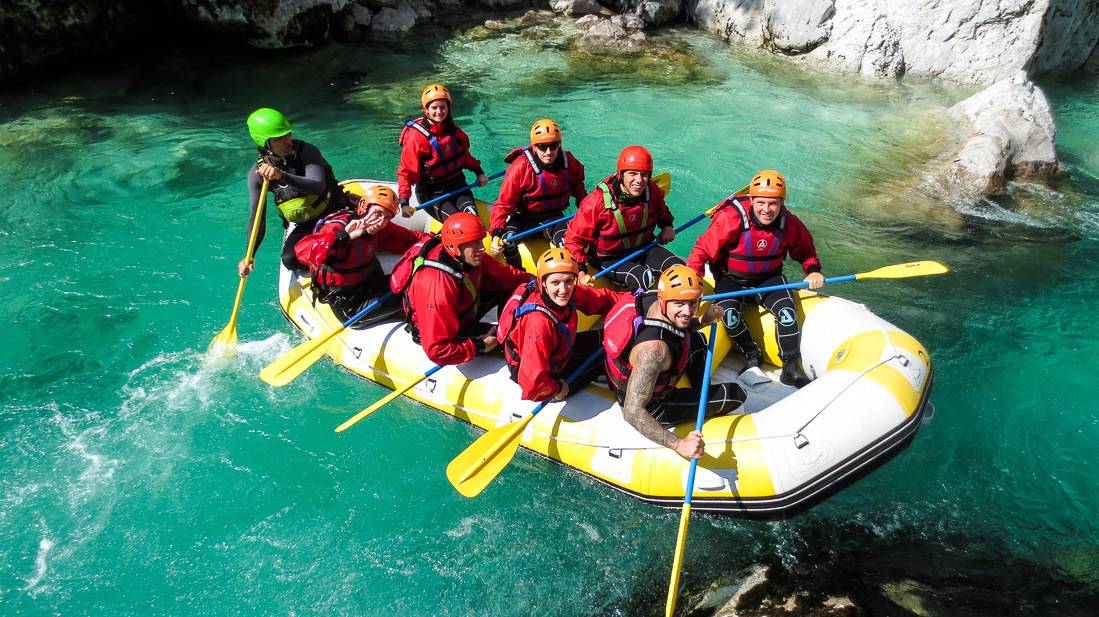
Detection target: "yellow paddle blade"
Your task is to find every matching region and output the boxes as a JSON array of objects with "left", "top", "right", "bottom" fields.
[
  {"left": 664, "top": 503, "right": 693, "bottom": 617},
  {"left": 857, "top": 260, "right": 950, "bottom": 280},
  {"left": 259, "top": 329, "right": 341, "bottom": 387},
  {"left": 653, "top": 172, "right": 671, "bottom": 195},
  {"left": 208, "top": 322, "right": 237, "bottom": 353},
  {"left": 446, "top": 415, "right": 533, "bottom": 498},
  {"left": 334, "top": 372, "right": 432, "bottom": 433}
]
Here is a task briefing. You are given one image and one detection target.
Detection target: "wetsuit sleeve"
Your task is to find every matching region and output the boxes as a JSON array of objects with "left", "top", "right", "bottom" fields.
[
  {"left": 397, "top": 129, "right": 427, "bottom": 201},
  {"left": 687, "top": 207, "right": 736, "bottom": 278},
  {"left": 490, "top": 158, "right": 532, "bottom": 236},
  {"left": 455, "top": 127, "right": 485, "bottom": 177},
  {"left": 564, "top": 192, "right": 601, "bottom": 267},
  {"left": 245, "top": 164, "right": 269, "bottom": 250},
  {"left": 515, "top": 314, "right": 562, "bottom": 402},
  {"left": 785, "top": 213, "right": 822, "bottom": 275},
  {"left": 281, "top": 142, "right": 327, "bottom": 196},
  {"left": 481, "top": 257, "right": 535, "bottom": 293},
  {"left": 650, "top": 184, "right": 675, "bottom": 228},
  {"left": 294, "top": 222, "right": 346, "bottom": 269},
  {"left": 569, "top": 154, "right": 588, "bottom": 203},
  {"left": 574, "top": 285, "right": 629, "bottom": 316},
  {"left": 411, "top": 270, "right": 478, "bottom": 365},
  {"left": 375, "top": 223, "right": 431, "bottom": 255}
]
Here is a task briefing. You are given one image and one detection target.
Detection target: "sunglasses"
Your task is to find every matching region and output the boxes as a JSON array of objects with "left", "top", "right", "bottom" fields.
[{"left": 533, "top": 142, "right": 561, "bottom": 152}]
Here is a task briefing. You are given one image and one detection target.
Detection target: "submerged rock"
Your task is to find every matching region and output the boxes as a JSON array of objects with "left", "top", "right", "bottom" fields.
[{"left": 930, "top": 71, "right": 1063, "bottom": 197}]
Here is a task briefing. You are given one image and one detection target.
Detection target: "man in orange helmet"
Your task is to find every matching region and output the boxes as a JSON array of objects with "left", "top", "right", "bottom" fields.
[
  {"left": 603, "top": 265, "right": 746, "bottom": 459},
  {"left": 294, "top": 185, "right": 429, "bottom": 327},
  {"left": 489, "top": 119, "right": 588, "bottom": 268},
  {"left": 397, "top": 84, "right": 489, "bottom": 223},
  {"left": 496, "top": 248, "right": 628, "bottom": 402},
  {"left": 389, "top": 212, "right": 533, "bottom": 365},
  {"left": 687, "top": 170, "right": 823, "bottom": 387},
  {"left": 563, "top": 145, "right": 682, "bottom": 289}
]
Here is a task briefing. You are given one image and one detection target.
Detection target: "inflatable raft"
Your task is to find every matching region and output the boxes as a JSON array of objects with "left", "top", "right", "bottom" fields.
[{"left": 275, "top": 179, "right": 934, "bottom": 518}]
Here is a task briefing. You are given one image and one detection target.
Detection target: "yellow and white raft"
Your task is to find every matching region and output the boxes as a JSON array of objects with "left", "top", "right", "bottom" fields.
[{"left": 276, "top": 179, "right": 934, "bottom": 518}]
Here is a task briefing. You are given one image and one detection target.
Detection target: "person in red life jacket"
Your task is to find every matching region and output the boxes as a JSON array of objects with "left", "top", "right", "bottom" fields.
[
  {"left": 488, "top": 119, "right": 587, "bottom": 268},
  {"left": 687, "top": 170, "right": 823, "bottom": 388},
  {"left": 390, "top": 212, "right": 533, "bottom": 365},
  {"left": 497, "top": 248, "right": 628, "bottom": 402},
  {"left": 563, "top": 145, "right": 683, "bottom": 290},
  {"left": 396, "top": 84, "right": 489, "bottom": 224},
  {"left": 239, "top": 108, "right": 349, "bottom": 278},
  {"left": 294, "top": 185, "right": 429, "bottom": 327},
  {"left": 603, "top": 265, "right": 747, "bottom": 459}
]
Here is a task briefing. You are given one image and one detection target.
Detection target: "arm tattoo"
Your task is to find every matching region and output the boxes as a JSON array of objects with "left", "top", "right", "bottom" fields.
[{"left": 622, "top": 344, "right": 679, "bottom": 449}]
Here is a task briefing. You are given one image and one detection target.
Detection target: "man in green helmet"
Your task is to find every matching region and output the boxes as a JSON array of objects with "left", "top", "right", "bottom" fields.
[{"left": 239, "top": 108, "right": 348, "bottom": 278}]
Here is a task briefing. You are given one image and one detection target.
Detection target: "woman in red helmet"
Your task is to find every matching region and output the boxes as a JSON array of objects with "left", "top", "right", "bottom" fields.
[
  {"left": 389, "top": 212, "right": 533, "bottom": 365},
  {"left": 563, "top": 145, "right": 683, "bottom": 290},
  {"left": 488, "top": 119, "right": 588, "bottom": 268},
  {"left": 687, "top": 170, "right": 823, "bottom": 387},
  {"left": 397, "top": 83, "right": 489, "bottom": 223},
  {"left": 496, "top": 248, "right": 628, "bottom": 402},
  {"left": 294, "top": 185, "right": 429, "bottom": 327},
  {"left": 603, "top": 265, "right": 746, "bottom": 459}
]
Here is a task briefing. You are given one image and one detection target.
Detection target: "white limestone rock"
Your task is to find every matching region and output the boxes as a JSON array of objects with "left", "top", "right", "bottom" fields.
[
  {"left": 549, "top": 0, "right": 603, "bottom": 16},
  {"left": 931, "top": 71, "right": 1063, "bottom": 196},
  {"left": 372, "top": 1, "right": 418, "bottom": 33}
]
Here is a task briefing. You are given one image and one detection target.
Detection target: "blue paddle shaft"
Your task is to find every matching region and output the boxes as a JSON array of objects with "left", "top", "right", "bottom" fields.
[
  {"left": 340, "top": 291, "right": 395, "bottom": 328},
  {"left": 683, "top": 322, "right": 718, "bottom": 506},
  {"left": 505, "top": 212, "right": 576, "bottom": 243},
  {"left": 592, "top": 210, "right": 710, "bottom": 280},
  {"left": 702, "top": 273, "right": 856, "bottom": 302},
  {"left": 414, "top": 170, "right": 505, "bottom": 211},
  {"left": 527, "top": 349, "right": 607, "bottom": 418}
]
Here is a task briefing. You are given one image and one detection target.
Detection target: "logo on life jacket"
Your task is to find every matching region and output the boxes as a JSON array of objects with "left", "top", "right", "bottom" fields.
[
  {"left": 722, "top": 309, "right": 740, "bottom": 328},
  {"left": 778, "top": 307, "right": 796, "bottom": 327},
  {"left": 755, "top": 239, "right": 769, "bottom": 251}
]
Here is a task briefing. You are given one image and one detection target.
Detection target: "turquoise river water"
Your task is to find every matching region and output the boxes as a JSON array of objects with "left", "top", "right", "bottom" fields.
[{"left": 2, "top": 26, "right": 1098, "bottom": 616}]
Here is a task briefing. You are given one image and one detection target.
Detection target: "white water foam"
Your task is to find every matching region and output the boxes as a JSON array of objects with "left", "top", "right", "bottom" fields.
[{"left": 25, "top": 537, "right": 55, "bottom": 592}]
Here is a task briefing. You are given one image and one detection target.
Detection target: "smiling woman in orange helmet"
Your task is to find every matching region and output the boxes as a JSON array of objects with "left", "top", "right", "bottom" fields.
[
  {"left": 563, "top": 145, "right": 683, "bottom": 290},
  {"left": 495, "top": 248, "right": 628, "bottom": 402},
  {"left": 488, "top": 119, "right": 588, "bottom": 268},
  {"left": 602, "top": 265, "right": 746, "bottom": 459},
  {"left": 388, "top": 212, "right": 533, "bottom": 366},
  {"left": 294, "top": 185, "right": 430, "bottom": 327},
  {"left": 687, "top": 170, "right": 823, "bottom": 388},
  {"left": 397, "top": 84, "right": 489, "bottom": 223}
]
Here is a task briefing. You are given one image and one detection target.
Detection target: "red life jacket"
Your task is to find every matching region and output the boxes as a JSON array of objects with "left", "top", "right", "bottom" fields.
[
  {"left": 602, "top": 291, "right": 691, "bottom": 399},
  {"left": 390, "top": 236, "right": 481, "bottom": 326},
  {"left": 308, "top": 212, "right": 380, "bottom": 294},
  {"left": 721, "top": 196, "right": 789, "bottom": 277},
  {"left": 399, "top": 117, "right": 468, "bottom": 184},
  {"left": 497, "top": 281, "right": 576, "bottom": 376},
  {"left": 504, "top": 146, "right": 574, "bottom": 215},
  {"left": 591, "top": 175, "right": 655, "bottom": 257}
]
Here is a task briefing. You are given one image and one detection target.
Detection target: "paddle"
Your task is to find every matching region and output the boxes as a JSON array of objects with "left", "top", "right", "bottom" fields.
[
  {"left": 258, "top": 291, "right": 396, "bottom": 387},
  {"left": 590, "top": 184, "right": 748, "bottom": 280},
  {"left": 701, "top": 261, "right": 950, "bottom": 302},
  {"left": 334, "top": 364, "right": 446, "bottom": 432},
  {"left": 664, "top": 322, "right": 718, "bottom": 617},
  {"left": 414, "top": 170, "right": 506, "bottom": 211},
  {"left": 503, "top": 172, "right": 673, "bottom": 244},
  {"left": 210, "top": 179, "right": 270, "bottom": 352},
  {"left": 445, "top": 350, "right": 606, "bottom": 497}
]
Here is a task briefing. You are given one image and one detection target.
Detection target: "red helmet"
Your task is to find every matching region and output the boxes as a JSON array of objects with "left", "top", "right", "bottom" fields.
[
  {"left": 440, "top": 212, "right": 486, "bottom": 257},
  {"left": 617, "top": 145, "right": 653, "bottom": 174}
]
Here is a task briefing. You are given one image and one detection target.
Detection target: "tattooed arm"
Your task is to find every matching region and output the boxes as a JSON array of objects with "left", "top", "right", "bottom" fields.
[{"left": 622, "top": 341, "right": 703, "bottom": 458}]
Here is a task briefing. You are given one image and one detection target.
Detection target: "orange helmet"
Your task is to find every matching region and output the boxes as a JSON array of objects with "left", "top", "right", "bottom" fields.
[
  {"left": 357, "top": 185, "right": 399, "bottom": 217},
  {"left": 536, "top": 248, "right": 580, "bottom": 285},
  {"left": 657, "top": 265, "right": 703, "bottom": 312},
  {"left": 421, "top": 83, "right": 451, "bottom": 109},
  {"left": 617, "top": 145, "right": 653, "bottom": 174},
  {"left": 440, "top": 212, "right": 486, "bottom": 257},
  {"left": 530, "top": 119, "right": 562, "bottom": 145},
  {"left": 749, "top": 169, "right": 786, "bottom": 198}
]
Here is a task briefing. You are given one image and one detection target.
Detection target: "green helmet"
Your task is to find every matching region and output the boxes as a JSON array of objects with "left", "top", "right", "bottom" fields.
[{"left": 246, "top": 108, "right": 293, "bottom": 148}]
